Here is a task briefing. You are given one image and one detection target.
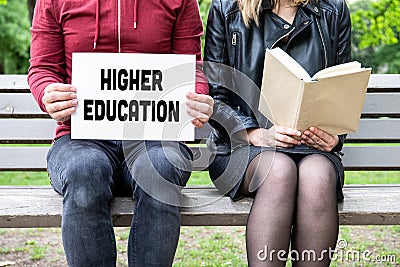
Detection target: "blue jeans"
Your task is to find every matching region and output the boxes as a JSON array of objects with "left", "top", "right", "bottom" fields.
[{"left": 47, "top": 134, "right": 192, "bottom": 267}]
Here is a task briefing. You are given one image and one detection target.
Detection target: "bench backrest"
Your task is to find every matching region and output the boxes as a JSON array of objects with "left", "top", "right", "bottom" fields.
[{"left": 0, "top": 74, "right": 399, "bottom": 171}]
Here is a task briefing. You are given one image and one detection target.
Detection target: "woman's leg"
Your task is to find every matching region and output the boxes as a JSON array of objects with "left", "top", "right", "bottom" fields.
[
  {"left": 47, "top": 135, "right": 117, "bottom": 267},
  {"left": 241, "top": 151, "right": 298, "bottom": 267},
  {"left": 291, "top": 154, "right": 338, "bottom": 267}
]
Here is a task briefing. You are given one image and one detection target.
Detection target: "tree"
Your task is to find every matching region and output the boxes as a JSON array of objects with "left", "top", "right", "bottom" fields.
[
  {"left": 350, "top": 0, "right": 400, "bottom": 73},
  {"left": 0, "top": 0, "right": 31, "bottom": 74}
]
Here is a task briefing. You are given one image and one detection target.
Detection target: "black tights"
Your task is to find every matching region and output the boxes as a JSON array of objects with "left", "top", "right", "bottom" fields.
[{"left": 240, "top": 152, "right": 338, "bottom": 267}]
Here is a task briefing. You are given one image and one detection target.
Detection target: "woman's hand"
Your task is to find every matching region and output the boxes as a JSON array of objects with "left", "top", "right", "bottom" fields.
[
  {"left": 301, "top": 127, "right": 339, "bottom": 152},
  {"left": 247, "top": 126, "right": 301, "bottom": 148},
  {"left": 186, "top": 92, "right": 214, "bottom": 128},
  {"left": 42, "top": 83, "right": 78, "bottom": 122}
]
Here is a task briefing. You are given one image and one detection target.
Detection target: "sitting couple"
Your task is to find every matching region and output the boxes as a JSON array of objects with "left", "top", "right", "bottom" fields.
[{"left": 28, "top": 0, "right": 349, "bottom": 266}]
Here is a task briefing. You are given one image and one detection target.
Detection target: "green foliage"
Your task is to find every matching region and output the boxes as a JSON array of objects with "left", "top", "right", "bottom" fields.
[
  {"left": 0, "top": 0, "right": 31, "bottom": 74},
  {"left": 351, "top": 0, "right": 400, "bottom": 49},
  {"left": 198, "top": 0, "right": 212, "bottom": 53},
  {"left": 198, "top": 0, "right": 212, "bottom": 30},
  {"left": 350, "top": 0, "right": 400, "bottom": 73},
  {"left": 0, "top": 0, "right": 6, "bottom": 5}
]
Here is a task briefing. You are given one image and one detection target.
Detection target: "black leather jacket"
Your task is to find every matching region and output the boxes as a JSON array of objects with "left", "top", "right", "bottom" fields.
[{"left": 204, "top": 0, "right": 351, "bottom": 154}]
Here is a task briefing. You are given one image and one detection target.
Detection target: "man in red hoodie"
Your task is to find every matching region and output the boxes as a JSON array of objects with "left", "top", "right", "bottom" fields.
[{"left": 28, "top": 0, "right": 213, "bottom": 266}]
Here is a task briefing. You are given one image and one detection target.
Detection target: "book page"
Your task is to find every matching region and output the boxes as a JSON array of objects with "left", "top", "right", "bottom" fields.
[
  {"left": 259, "top": 49, "right": 306, "bottom": 128},
  {"left": 268, "top": 48, "right": 312, "bottom": 81},
  {"left": 312, "top": 61, "right": 362, "bottom": 79}
]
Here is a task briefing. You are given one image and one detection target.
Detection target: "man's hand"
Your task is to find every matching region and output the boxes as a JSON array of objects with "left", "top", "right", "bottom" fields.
[
  {"left": 301, "top": 127, "right": 339, "bottom": 152},
  {"left": 42, "top": 83, "right": 78, "bottom": 122},
  {"left": 247, "top": 126, "right": 301, "bottom": 148},
  {"left": 186, "top": 92, "right": 214, "bottom": 128}
]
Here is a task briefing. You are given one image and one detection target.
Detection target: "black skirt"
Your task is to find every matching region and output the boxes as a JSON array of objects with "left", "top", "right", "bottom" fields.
[{"left": 208, "top": 145, "right": 345, "bottom": 201}]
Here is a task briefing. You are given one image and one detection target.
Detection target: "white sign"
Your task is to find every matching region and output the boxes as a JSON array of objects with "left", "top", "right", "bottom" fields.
[{"left": 71, "top": 53, "right": 195, "bottom": 141}]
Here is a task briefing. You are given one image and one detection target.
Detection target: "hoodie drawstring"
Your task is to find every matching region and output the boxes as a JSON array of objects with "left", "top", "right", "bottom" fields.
[
  {"left": 94, "top": 0, "right": 100, "bottom": 49},
  {"left": 133, "top": 0, "right": 138, "bottom": 29},
  {"left": 94, "top": 0, "right": 137, "bottom": 49}
]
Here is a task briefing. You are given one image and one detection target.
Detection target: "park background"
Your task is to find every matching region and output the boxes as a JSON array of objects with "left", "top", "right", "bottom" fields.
[{"left": 0, "top": 0, "right": 399, "bottom": 266}]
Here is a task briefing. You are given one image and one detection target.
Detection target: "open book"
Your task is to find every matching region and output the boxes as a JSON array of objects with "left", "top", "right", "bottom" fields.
[{"left": 258, "top": 48, "right": 371, "bottom": 135}]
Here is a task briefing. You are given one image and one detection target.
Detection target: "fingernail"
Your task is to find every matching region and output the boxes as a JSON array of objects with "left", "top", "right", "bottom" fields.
[
  {"left": 186, "top": 101, "right": 191, "bottom": 107},
  {"left": 70, "top": 93, "right": 76, "bottom": 98},
  {"left": 310, "top": 127, "right": 315, "bottom": 132},
  {"left": 71, "top": 99, "right": 78, "bottom": 105},
  {"left": 70, "top": 86, "right": 76, "bottom": 92}
]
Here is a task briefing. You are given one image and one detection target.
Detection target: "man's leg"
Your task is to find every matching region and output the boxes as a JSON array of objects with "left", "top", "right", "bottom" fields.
[
  {"left": 123, "top": 141, "right": 192, "bottom": 267},
  {"left": 47, "top": 135, "right": 118, "bottom": 267}
]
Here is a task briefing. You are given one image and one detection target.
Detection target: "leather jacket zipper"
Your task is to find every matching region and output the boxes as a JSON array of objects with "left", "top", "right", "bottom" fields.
[
  {"left": 232, "top": 32, "right": 237, "bottom": 46},
  {"left": 269, "top": 27, "right": 295, "bottom": 49},
  {"left": 232, "top": 32, "right": 239, "bottom": 69},
  {"left": 316, "top": 18, "right": 327, "bottom": 68},
  {"left": 286, "top": 21, "right": 312, "bottom": 49}
]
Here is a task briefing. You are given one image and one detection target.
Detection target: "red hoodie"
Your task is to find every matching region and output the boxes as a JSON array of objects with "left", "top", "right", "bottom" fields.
[{"left": 28, "top": 0, "right": 209, "bottom": 139}]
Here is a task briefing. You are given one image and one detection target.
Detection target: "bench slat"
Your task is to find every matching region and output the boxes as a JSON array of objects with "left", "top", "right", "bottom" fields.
[
  {"left": 0, "top": 93, "right": 47, "bottom": 117},
  {"left": 1, "top": 118, "right": 399, "bottom": 143},
  {"left": 1, "top": 74, "right": 399, "bottom": 92},
  {"left": 342, "top": 146, "right": 400, "bottom": 170},
  {"left": 2, "top": 92, "right": 400, "bottom": 117},
  {"left": 362, "top": 93, "right": 400, "bottom": 116},
  {"left": 0, "top": 119, "right": 211, "bottom": 143},
  {"left": 0, "top": 75, "right": 29, "bottom": 92},
  {"left": 0, "top": 119, "right": 57, "bottom": 142},
  {"left": 0, "top": 185, "right": 399, "bottom": 227},
  {"left": 1, "top": 146, "right": 399, "bottom": 171},
  {"left": 366, "top": 74, "right": 400, "bottom": 90},
  {"left": 346, "top": 118, "right": 400, "bottom": 142}
]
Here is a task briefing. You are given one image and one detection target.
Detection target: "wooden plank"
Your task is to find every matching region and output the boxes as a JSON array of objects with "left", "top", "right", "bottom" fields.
[
  {"left": 1, "top": 146, "right": 400, "bottom": 171},
  {"left": 367, "top": 74, "right": 400, "bottom": 90},
  {"left": 0, "top": 119, "right": 209, "bottom": 144},
  {"left": 346, "top": 118, "right": 400, "bottom": 142},
  {"left": 0, "top": 119, "right": 56, "bottom": 143},
  {"left": 0, "top": 185, "right": 399, "bottom": 227},
  {"left": 1, "top": 118, "right": 399, "bottom": 143},
  {"left": 2, "top": 92, "right": 400, "bottom": 118},
  {"left": 362, "top": 93, "right": 400, "bottom": 116},
  {"left": 0, "top": 75, "right": 30, "bottom": 92},
  {"left": 1, "top": 74, "right": 399, "bottom": 91},
  {"left": 0, "top": 147, "right": 49, "bottom": 171},
  {"left": 0, "top": 93, "right": 47, "bottom": 117},
  {"left": 341, "top": 146, "right": 400, "bottom": 170}
]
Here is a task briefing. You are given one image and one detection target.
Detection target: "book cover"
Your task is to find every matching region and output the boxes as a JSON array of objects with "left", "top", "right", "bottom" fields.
[{"left": 258, "top": 48, "right": 371, "bottom": 135}]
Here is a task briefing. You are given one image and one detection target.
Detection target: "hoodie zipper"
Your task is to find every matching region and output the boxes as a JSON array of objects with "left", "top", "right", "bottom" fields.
[{"left": 118, "top": 0, "right": 121, "bottom": 52}]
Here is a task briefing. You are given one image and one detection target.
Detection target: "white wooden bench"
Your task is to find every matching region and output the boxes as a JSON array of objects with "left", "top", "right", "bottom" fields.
[{"left": 0, "top": 74, "right": 399, "bottom": 227}]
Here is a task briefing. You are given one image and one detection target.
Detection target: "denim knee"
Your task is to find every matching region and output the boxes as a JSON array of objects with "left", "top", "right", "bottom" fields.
[
  {"left": 129, "top": 144, "right": 192, "bottom": 207},
  {"left": 146, "top": 145, "right": 191, "bottom": 186},
  {"left": 53, "top": 148, "right": 114, "bottom": 212}
]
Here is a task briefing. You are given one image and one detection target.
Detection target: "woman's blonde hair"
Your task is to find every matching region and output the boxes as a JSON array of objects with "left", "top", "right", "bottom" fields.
[{"left": 237, "top": 0, "right": 310, "bottom": 27}]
